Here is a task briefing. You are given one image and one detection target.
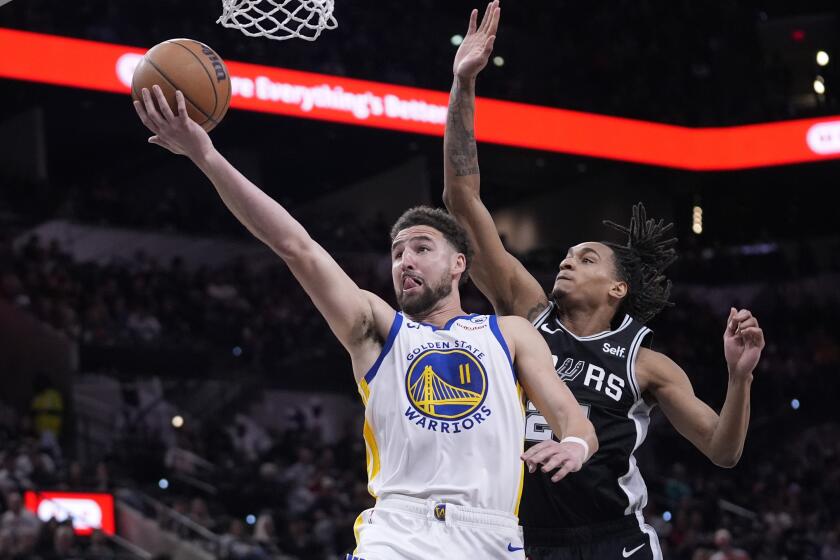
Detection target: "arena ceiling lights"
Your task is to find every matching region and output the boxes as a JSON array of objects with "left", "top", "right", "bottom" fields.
[{"left": 2, "top": 27, "right": 840, "bottom": 171}]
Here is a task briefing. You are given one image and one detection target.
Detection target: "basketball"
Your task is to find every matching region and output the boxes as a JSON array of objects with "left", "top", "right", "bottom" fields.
[{"left": 131, "top": 38, "right": 231, "bottom": 132}]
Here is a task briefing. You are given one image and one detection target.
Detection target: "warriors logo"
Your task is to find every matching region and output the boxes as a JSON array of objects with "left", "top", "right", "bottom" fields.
[{"left": 405, "top": 349, "right": 488, "bottom": 421}]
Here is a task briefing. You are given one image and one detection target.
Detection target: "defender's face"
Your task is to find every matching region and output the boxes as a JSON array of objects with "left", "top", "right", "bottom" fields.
[
  {"left": 551, "top": 242, "right": 620, "bottom": 303},
  {"left": 391, "top": 226, "right": 458, "bottom": 315}
]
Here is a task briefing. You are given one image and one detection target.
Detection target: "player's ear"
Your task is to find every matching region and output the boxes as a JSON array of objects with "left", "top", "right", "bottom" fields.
[
  {"left": 452, "top": 251, "right": 466, "bottom": 277},
  {"left": 609, "top": 280, "right": 628, "bottom": 301}
]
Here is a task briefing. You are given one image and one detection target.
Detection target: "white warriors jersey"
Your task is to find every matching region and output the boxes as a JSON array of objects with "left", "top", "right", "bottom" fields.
[{"left": 357, "top": 312, "right": 526, "bottom": 515}]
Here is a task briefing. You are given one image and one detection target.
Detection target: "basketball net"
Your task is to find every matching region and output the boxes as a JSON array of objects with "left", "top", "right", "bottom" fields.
[{"left": 217, "top": 0, "right": 337, "bottom": 41}]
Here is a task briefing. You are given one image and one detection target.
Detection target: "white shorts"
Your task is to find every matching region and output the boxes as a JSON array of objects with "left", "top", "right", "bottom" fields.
[{"left": 346, "top": 494, "right": 526, "bottom": 560}]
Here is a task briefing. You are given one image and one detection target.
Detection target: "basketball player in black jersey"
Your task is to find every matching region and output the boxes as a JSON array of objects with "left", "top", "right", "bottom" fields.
[{"left": 443, "top": 3, "right": 765, "bottom": 559}]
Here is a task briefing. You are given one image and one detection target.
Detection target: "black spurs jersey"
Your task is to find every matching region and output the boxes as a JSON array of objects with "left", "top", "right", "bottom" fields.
[{"left": 520, "top": 301, "right": 654, "bottom": 538}]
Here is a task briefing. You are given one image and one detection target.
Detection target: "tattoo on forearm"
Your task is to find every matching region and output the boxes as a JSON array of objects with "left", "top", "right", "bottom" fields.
[{"left": 446, "top": 81, "right": 480, "bottom": 177}]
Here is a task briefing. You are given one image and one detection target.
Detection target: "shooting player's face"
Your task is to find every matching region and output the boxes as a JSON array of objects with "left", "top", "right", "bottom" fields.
[{"left": 391, "top": 226, "right": 463, "bottom": 316}]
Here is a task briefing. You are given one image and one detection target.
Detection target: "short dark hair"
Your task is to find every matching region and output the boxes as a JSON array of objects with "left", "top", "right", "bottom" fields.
[
  {"left": 390, "top": 206, "right": 473, "bottom": 285},
  {"left": 602, "top": 202, "right": 678, "bottom": 324}
]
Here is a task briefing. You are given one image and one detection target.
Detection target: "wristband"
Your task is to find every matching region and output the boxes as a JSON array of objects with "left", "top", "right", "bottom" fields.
[{"left": 560, "top": 436, "right": 590, "bottom": 463}]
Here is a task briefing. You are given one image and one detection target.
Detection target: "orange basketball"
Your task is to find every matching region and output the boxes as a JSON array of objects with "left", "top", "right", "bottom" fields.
[{"left": 131, "top": 38, "right": 231, "bottom": 132}]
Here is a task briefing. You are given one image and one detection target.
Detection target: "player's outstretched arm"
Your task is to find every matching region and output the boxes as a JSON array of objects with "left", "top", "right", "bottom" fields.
[
  {"left": 134, "top": 86, "right": 394, "bottom": 379},
  {"left": 643, "top": 308, "right": 765, "bottom": 467},
  {"left": 442, "top": 2, "right": 547, "bottom": 321},
  {"left": 500, "top": 316, "right": 598, "bottom": 481}
]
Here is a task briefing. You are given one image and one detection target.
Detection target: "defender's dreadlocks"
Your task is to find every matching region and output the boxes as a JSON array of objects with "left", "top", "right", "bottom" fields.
[{"left": 602, "top": 203, "right": 678, "bottom": 324}]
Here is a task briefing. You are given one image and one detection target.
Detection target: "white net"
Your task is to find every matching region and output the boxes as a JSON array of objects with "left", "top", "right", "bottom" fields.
[{"left": 217, "top": 0, "right": 337, "bottom": 42}]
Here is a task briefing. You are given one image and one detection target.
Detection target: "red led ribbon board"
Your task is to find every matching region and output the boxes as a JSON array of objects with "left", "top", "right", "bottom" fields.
[
  {"left": 2, "top": 27, "right": 840, "bottom": 170},
  {"left": 24, "top": 490, "right": 116, "bottom": 536}
]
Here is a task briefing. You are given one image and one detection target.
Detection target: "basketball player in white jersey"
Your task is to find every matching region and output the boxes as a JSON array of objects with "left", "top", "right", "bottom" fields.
[
  {"left": 133, "top": 86, "right": 597, "bottom": 559},
  {"left": 443, "top": 4, "right": 765, "bottom": 559}
]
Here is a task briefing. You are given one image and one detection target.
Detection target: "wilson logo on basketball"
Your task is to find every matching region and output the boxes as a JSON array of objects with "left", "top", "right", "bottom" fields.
[
  {"left": 200, "top": 45, "right": 228, "bottom": 82},
  {"left": 130, "top": 38, "right": 232, "bottom": 132}
]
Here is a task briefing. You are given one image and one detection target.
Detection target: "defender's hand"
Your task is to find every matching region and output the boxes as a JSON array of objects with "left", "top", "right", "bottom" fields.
[
  {"left": 453, "top": 1, "right": 500, "bottom": 80},
  {"left": 521, "top": 439, "right": 585, "bottom": 483},
  {"left": 723, "top": 307, "right": 765, "bottom": 380},
  {"left": 133, "top": 85, "right": 214, "bottom": 161}
]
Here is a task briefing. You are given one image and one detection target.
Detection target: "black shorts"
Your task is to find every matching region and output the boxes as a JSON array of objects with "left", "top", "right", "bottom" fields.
[{"left": 524, "top": 515, "right": 662, "bottom": 560}]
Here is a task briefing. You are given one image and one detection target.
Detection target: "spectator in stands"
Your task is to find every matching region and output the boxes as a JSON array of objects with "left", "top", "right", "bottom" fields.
[
  {"left": 710, "top": 529, "right": 750, "bottom": 560},
  {"left": 665, "top": 463, "right": 693, "bottom": 508},
  {"left": 85, "top": 528, "right": 115, "bottom": 559},
  {"left": 93, "top": 461, "right": 110, "bottom": 492},
  {"left": 44, "top": 524, "right": 82, "bottom": 559},
  {"left": 253, "top": 511, "right": 277, "bottom": 546},
  {"left": 219, "top": 518, "right": 268, "bottom": 560},
  {"left": 278, "top": 515, "right": 321, "bottom": 559},
  {"left": 30, "top": 374, "right": 64, "bottom": 452},
  {"left": 282, "top": 447, "right": 315, "bottom": 489},
  {"left": 26, "top": 445, "right": 58, "bottom": 489},
  {"left": 0, "top": 453, "right": 20, "bottom": 501},
  {"left": 311, "top": 507, "right": 337, "bottom": 554},
  {"left": 0, "top": 491, "right": 40, "bottom": 556},
  {"left": 126, "top": 305, "right": 162, "bottom": 341},
  {"left": 64, "top": 460, "right": 85, "bottom": 490},
  {"left": 160, "top": 497, "right": 191, "bottom": 540},
  {"left": 228, "top": 415, "right": 272, "bottom": 464},
  {"left": 188, "top": 497, "right": 215, "bottom": 532},
  {"left": 823, "top": 531, "right": 840, "bottom": 560}
]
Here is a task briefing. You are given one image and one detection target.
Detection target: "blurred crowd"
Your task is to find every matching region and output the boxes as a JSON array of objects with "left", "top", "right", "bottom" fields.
[
  {"left": 644, "top": 422, "right": 840, "bottom": 560},
  {"left": 2, "top": 232, "right": 840, "bottom": 558},
  {"left": 138, "top": 404, "right": 373, "bottom": 559},
  {"left": 0, "top": 411, "right": 122, "bottom": 559}
]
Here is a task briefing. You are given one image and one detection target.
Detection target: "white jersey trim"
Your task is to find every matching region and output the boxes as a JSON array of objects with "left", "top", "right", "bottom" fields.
[
  {"left": 554, "top": 313, "right": 633, "bottom": 341},
  {"left": 530, "top": 301, "right": 555, "bottom": 328},
  {"left": 415, "top": 313, "right": 482, "bottom": 331},
  {"left": 635, "top": 511, "right": 664, "bottom": 560},
  {"left": 362, "top": 311, "right": 403, "bottom": 385},
  {"left": 626, "top": 325, "right": 651, "bottom": 402},
  {"left": 619, "top": 327, "right": 654, "bottom": 516},
  {"left": 618, "top": 398, "right": 652, "bottom": 516},
  {"left": 531, "top": 301, "right": 634, "bottom": 342},
  {"left": 488, "top": 315, "right": 516, "bottom": 382}
]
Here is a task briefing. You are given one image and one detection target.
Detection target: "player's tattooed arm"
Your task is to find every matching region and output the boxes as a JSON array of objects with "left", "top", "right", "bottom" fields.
[
  {"left": 442, "top": 2, "right": 545, "bottom": 318},
  {"left": 445, "top": 1, "right": 497, "bottom": 179},
  {"left": 446, "top": 79, "right": 480, "bottom": 177}
]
